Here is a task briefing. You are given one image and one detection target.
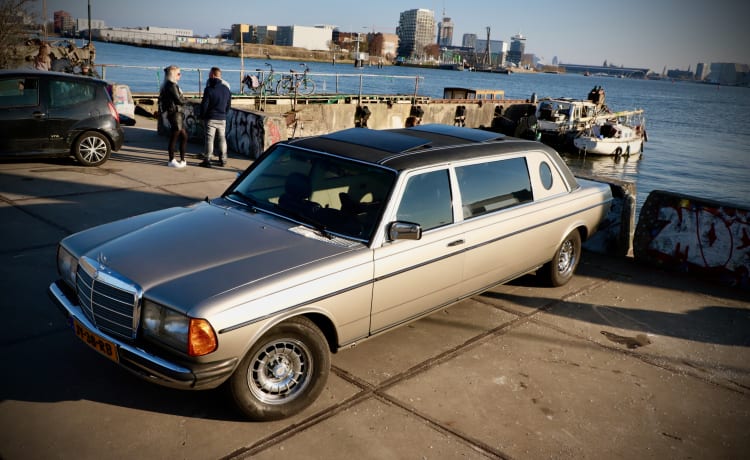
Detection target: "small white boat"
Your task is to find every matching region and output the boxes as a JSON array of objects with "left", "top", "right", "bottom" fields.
[{"left": 573, "top": 113, "right": 647, "bottom": 156}]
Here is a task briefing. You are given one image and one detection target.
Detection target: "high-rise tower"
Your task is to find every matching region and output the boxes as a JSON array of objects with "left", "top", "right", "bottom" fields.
[
  {"left": 396, "top": 8, "right": 436, "bottom": 59},
  {"left": 508, "top": 33, "right": 526, "bottom": 65},
  {"left": 437, "top": 13, "right": 454, "bottom": 47}
]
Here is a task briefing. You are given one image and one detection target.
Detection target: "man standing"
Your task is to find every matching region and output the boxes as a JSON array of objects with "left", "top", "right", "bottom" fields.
[{"left": 199, "top": 67, "right": 231, "bottom": 167}]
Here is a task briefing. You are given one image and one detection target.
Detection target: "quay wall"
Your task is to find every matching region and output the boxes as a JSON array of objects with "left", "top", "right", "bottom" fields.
[
  {"left": 136, "top": 95, "right": 748, "bottom": 289},
  {"left": 634, "top": 191, "right": 750, "bottom": 290}
]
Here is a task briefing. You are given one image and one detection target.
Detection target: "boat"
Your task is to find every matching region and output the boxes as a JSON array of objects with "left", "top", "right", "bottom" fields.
[
  {"left": 534, "top": 87, "right": 604, "bottom": 151},
  {"left": 534, "top": 86, "right": 646, "bottom": 154},
  {"left": 442, "top": 87, "right": 505, "bottom": 101},
  {"left": 573, "top": 111, "right": 647, "bottom": 156}
]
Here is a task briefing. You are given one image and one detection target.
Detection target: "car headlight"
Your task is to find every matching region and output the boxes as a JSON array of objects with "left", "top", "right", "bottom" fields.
[
  {"left": 57, "top": 245, "right": 78, "bottom": 288},
  {"left": 141, "top": 300, "right": 217, "bottom": 356}
]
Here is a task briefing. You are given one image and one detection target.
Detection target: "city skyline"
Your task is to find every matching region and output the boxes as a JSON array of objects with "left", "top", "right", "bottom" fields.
[{"left": 46, "top": 0, "right": 748, "bottom": 72}]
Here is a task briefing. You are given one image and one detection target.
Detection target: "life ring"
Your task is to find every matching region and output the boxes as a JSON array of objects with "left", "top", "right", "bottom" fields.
[{"left": 614, "top": 147, "right": 623, "bottom": 156}]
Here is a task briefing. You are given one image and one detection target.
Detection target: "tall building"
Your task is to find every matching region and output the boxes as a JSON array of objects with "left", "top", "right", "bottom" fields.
[
  {"left": 396, "top": 8, "right": 435, "bottom": 59},
  {"left": 462, "top": 33, "right": 477, "bottom": 49},
  {"left": 53, "top": 10, "right": 75, "bottom": 35},
  {"left": 437, "top": 16, "right": 454, "bottom": 47},
  {"left": 507, "top": 33, "right": 525, "bottom": 65},
  {"left": 695, "top": 62, "right": 707, "bottom": 80}
]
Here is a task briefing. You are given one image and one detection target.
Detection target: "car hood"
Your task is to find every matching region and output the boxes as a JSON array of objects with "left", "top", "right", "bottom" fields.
[{"left": 68, "top": 201, "right": 362, "bottom": 314}]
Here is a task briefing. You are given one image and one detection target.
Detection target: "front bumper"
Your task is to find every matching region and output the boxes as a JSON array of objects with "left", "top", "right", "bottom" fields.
[{"left": 48, "top": 280, "right": 237, "bottom": 390}]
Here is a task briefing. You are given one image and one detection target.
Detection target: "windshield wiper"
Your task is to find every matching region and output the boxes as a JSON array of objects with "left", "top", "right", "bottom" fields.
[
  {"left": 226, "top": 190, "right": 259, "bottom": 211},
  {"left": 276, "top": 204, "right": 333, "bottom": 239}
]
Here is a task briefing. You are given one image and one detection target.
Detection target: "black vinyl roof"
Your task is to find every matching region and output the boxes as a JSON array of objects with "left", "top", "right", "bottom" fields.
[{"left": 288, "top": 124, "right": 547, "bottom": 171}]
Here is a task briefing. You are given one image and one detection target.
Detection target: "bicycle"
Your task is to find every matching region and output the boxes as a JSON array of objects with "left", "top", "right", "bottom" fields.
[
  {"left": 276, "top": 63, "right": 316, "bottom": 96},
  {"left": 242, "top": 63, "right": 276, "bottom": 96}
]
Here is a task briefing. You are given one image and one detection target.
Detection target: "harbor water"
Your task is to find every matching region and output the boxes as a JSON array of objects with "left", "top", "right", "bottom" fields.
[{"left": 94, "top": 41, "right": 750, "bottom": 212}]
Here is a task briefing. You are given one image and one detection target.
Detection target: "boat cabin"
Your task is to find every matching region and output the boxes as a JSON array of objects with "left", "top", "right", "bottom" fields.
[{"left": 443, "top": 87, "right": 505, "bottom": 101}]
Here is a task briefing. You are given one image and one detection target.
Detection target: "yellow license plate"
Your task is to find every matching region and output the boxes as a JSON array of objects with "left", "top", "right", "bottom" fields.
[{"left": 73, "top": 319, "right": 119, "bottom": 363}]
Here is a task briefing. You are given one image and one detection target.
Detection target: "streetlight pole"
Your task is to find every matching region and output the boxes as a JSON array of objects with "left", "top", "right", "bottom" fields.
[{"left": 354, "top": 32, "right": 360, "bottom": 68}]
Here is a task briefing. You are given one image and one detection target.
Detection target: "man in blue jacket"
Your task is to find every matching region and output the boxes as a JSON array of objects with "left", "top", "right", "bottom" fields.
[{"left": 199, "top": 67, "right": 232, "bottom": 167}]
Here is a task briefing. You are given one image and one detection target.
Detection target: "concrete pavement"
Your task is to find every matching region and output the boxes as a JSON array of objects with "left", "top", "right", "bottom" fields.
[{"left": 1, "top": 116, "right": 748, "bottom": 459}]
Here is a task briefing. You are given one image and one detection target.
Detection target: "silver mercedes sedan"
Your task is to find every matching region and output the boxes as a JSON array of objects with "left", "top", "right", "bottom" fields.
[{"left": 49, "top": 124, "right": 612, "bottom": 420}]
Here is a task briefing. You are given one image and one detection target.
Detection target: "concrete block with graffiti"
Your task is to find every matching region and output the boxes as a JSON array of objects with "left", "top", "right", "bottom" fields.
[
  {"left": 634, "top": 190, "right": 750, "bottom": 290},
  {"left": 226, "top": 108, "right": 285, "bottom": 159},
  {"left": 156, "top": 102, "right": 286, "bottom": 159}
]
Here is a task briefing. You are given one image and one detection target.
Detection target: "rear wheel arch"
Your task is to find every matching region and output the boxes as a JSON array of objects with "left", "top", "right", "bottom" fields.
[
  {"left": 541, "top": 227, "right": 584, "bottom": 287},
  {"left": 71, "top": 130, "right": 112, "bottom": 166}
]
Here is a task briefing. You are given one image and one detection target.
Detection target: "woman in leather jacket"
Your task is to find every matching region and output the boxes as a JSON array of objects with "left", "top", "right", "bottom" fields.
[{"left": 159, "top": 65, "right": 188, "bottom": 167}]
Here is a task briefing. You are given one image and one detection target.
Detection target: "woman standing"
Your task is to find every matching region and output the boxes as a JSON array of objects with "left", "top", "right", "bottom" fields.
[{"left": 158, "top": 65, "right": 188, "bottom": 168}]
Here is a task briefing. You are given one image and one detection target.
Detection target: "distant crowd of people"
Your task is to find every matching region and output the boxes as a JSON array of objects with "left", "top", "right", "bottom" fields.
[{"left": 31, "top": 41, "right": 98, "bottom": 77}]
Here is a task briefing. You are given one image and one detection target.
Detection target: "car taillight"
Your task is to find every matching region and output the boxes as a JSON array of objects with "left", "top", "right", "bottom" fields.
[{"left": 108, "top": 101, "right": 120, "bottom": 123}]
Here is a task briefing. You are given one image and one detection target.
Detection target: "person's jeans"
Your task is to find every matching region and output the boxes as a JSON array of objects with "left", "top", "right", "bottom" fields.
[{"left": 205, "top": 119, "right": 227, "bottom": 161}]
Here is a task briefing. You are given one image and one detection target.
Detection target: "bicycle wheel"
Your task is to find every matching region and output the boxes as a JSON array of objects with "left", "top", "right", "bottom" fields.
[
  {"left": 299, "top": 78, "right": 316, "bottom": 96},
  {"left": 276, "top": 78, "right": 291, "bottom": 96}
]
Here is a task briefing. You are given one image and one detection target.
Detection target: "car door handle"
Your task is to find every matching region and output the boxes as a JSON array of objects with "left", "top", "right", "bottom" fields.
[
  {"left": 447, "top": 239, "right": 465, "bottom": 247},
  {"left": 33, "top": 111, "right": 46, "bottom": 119}
]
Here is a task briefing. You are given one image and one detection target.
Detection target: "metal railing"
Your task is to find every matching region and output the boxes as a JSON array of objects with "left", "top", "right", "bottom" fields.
[{"left": 95, "top": 63, "right": 425, "bottom": 101}]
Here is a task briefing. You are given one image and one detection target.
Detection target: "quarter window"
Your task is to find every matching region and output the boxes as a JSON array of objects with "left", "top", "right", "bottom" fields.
[
  {"left": 456, "top": 157, "right": 532, "bottom": 218},
  {"left": 539, "top": 161, "right": 554, "bottom": 190},
  {"left": 396, "top": 170, "right": 453, "bottom": 231}
]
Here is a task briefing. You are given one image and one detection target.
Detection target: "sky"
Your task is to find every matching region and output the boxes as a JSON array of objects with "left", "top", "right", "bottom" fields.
[{"left": 44, "top": 0, "right": 749, "bottom": 72}]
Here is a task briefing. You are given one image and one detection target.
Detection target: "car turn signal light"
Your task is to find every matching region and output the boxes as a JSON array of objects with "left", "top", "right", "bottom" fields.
[{"left": 188, "top": 318, "right": 217, "bottom": 356}]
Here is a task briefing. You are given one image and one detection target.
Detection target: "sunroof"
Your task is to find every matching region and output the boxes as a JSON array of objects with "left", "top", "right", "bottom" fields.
[
  {"left": 408, "top": 124, "right": 505, "bottom": 142},
  {"left": 321, "top": 128, "right": 430, "bottom": 153}
]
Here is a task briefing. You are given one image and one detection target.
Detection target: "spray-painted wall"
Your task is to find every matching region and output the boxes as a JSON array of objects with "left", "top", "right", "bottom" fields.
[{"left": 634, "top": 191, "right": 750, "bottom": 290}]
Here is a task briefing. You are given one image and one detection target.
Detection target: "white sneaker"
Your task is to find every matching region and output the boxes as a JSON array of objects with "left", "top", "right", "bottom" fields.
[
  {"left": 178, "top": 160, "right": 187, "bottom": 168},
  {"left": 167, "top": 159, "right": 180, "bottom": 168}
]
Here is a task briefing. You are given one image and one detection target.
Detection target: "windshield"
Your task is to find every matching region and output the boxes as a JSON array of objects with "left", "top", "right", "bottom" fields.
[{"left": 228, "top": 145, "right": 396, "bottom": 243}]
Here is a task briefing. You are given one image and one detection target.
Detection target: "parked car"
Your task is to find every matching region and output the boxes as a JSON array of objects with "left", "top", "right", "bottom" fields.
[
  {"left": 0, "top": 69, "right": 124, "bottom": 166},
  {"left": 49, "top": 124, "right": 612, "bottom": 420}
]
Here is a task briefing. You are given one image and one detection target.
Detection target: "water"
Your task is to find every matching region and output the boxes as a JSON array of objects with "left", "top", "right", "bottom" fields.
[{"left": 93, "top": 41, "right": 750, "bottom": 212}]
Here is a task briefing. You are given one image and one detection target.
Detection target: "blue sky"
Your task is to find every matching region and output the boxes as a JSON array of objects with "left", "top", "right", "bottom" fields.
[{"left": 46, "top": 0, "right": 748, "bottom": 72}]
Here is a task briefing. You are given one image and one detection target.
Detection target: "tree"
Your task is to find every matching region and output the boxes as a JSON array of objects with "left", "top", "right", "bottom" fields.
[
  {"left": 369, "top": 33, "right": 384, "bottom": 58},
  {"left": 0, "top": 0, "right": 40, "bottom": 69},
  {"left": 423, "top": 43, "right": 440, "bottom": 60}
]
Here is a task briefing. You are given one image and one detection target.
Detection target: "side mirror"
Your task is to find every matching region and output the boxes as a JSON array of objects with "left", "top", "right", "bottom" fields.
[{"left": 388, "top": 221, "right": 422, "bottom": 241}]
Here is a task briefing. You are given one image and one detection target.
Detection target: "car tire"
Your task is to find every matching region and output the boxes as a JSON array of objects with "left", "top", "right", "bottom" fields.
[
  {"left": 74, "top": 131, "right": 111, "bottom": 166},
  {"left": 228, "top": 316, "right": 330, "bottom": 421},
  {"left": 542, "top": 229, "right": 581, "bottom": 287}
]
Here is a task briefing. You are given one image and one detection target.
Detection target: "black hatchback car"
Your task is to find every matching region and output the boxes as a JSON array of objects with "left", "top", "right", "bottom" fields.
[{"left": 0, "top": 69, "right": 124, "bottom": 166}]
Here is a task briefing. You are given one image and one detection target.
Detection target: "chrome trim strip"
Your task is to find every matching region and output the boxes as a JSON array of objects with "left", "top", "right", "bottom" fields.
[
  {"left": 218, "top": 279, "right": 374, "bottom": 334},
  {"left": 221, "top": 197, "right": 612, "bottom": 333},
  {"left": 49, "top": 282, "right": 192, "bottom": 381}
]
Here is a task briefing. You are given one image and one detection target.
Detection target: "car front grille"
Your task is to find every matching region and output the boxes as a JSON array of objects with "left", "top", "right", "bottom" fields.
[{"left": 76, "top": 256, "right": 141, "bottom": 340}]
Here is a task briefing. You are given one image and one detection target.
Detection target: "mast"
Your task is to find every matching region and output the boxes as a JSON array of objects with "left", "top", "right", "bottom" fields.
[{"left": 480, "top": 26, "right": 491, "bottom": 68}]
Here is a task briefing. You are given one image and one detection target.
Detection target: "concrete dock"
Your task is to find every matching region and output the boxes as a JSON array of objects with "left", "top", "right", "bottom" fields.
[{"left": 0, "top": 116, "right": 748, "bottom": 459}]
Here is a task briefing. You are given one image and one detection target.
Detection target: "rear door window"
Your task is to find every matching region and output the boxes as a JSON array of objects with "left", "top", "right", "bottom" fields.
[
  {"left": 0, "top": 77, "right": 39, "bottom": 107},
  {"left": 456, "top": 157, "right": 532, "bottom": 219}
]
